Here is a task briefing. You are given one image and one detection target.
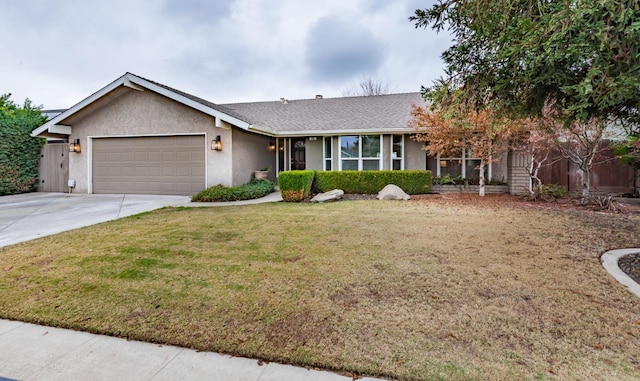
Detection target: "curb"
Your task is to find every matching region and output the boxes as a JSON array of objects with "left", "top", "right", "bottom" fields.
[{"left": 600, "top": 248, "right": 640, "bottom": 298}]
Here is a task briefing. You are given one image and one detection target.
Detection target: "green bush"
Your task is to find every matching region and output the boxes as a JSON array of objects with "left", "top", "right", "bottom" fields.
[
  {"left": 540, "top": 184, "right": 569, "bottom": 199},
  {"left": 278, "top": 170, "right": 315, "bottom": 202},
  {"left": 313, "top": 170, "right": 432, "bottom": 195},
  {"left": 192, "top": 179, "right": 275, "bottom": 202},
  {"left": 0, "top": 95, "right": 47, "bottom": 195}
]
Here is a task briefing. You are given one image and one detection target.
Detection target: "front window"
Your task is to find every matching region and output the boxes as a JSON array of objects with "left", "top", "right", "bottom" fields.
[
  {"left": 391, "top": 135, "right": 404, "bottom": 170},
  {"left": 438, "top": 148, "right": 485, "bottom": 180},
  {"left": 340, "top": 135, "right": 381, "bottom": 170},
  {"left": 323, "top": 137, "right": 333, "bottom": 170}
]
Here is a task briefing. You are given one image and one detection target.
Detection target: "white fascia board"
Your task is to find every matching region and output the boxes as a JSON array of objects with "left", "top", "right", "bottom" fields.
[
  {"left": 49, "top": 124, "right": 72, "bottom": 135},
  {"left": 247, "top": 124, "right": 277, "bottom": 137},
  {"left": 273, "top": 128, "right": 417, "bottom": 137},
  {"left": 31, "top": 73, "right": 133, "bottom": 137},
  {"left": 32, "top": 72, "right": 252, "bottom": 137},
  {"left": 126, "top": 75, "right": 252, "bottom": 130}
]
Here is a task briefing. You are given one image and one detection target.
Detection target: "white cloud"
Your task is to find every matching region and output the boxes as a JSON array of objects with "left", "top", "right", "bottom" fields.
[{"left": 0, "top": 0, "right": 447, "bottom": 109}]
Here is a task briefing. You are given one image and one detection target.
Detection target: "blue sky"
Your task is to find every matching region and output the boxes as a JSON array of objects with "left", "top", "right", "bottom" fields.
[{"left": 0, "top": 0, "right": 449, "bottom": 109}]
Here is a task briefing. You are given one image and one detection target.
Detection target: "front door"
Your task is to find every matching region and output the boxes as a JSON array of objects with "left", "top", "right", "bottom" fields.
[{"left": 292, "top": 138, "right": 306, "bottom": 170}]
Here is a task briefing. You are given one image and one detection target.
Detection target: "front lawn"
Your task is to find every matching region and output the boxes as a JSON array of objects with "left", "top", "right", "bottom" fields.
[{"left": 0, "top": 195, "right": 639, "bottom": 380}]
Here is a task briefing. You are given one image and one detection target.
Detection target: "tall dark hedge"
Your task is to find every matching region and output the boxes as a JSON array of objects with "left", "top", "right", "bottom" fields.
[{"left": 0, "top": 94, "right": 47, "bottom": 195}]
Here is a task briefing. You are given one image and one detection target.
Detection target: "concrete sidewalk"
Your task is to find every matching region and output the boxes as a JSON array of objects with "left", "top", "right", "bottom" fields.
[{"left": 0, "top": 319, "right": 381, "bottom": 381}]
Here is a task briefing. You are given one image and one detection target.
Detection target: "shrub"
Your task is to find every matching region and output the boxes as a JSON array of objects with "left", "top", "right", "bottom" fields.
[
  {"left": 530, "top": 183, "right": 570, "bottom": 201},
  {"left": 278, "top": 170, "right": 315, "bottom": 202},
  {"left": 0, "top": 96, "right": 47, "bottom": 195},
  {"left": 313, "top": 170, "right": 432, "bottom": 195},
  {"left": 192, "top": 179, "right": 275, "bottom": 202}
]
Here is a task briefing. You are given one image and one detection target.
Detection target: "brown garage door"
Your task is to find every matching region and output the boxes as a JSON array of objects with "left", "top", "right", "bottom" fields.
[{"left": 93, "top": 135, "right": 205, "bottom": 195}]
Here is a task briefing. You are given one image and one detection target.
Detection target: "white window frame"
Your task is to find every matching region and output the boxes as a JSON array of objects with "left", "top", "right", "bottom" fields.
[
  {"left": 323, "top": 136, "right": 333, "bottom": 171},
  {"left": 339, "top": 135, "right": 382, "bottom": 171},
  {"left": 390, "top": 134, "right": 404, "bottom": 170},
  {"left": 436, "top": 148, "right": 492, "bottom": 180}
]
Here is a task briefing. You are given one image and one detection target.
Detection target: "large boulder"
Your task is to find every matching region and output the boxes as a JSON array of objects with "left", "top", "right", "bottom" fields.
[
  {"left": 310, "top": 189, "right": 344, "bottom": 203},
  {"left": 377, "top": 184, "right": 410, "bottom": 200}
]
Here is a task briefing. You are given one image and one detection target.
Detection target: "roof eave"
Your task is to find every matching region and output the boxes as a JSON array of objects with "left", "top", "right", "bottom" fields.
[
  {"left": 272, "top": 128, "right": 418, "bottom": 137},
  {"left": 31, "top": 73, "right": 253, "bottom": 138}
]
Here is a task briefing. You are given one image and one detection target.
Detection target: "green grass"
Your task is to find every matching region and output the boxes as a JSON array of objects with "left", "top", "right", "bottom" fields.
[{"left": 0, "top": 197, "right": 639, "bottom": 380}]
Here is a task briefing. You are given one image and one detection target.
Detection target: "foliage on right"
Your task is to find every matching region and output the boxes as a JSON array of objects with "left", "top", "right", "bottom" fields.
[{"left": 410, "top": 0, "right": 640, "bottom": 203}]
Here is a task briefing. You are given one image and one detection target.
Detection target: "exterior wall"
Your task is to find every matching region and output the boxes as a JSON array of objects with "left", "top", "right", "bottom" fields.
[
  {"left": 491, "top": 152, "right": 509, "bottom": 183},
  {"left": 404, "top": 137, "right": 427, "bottom": 170},
  {"left": 305, "top": 137, "right": 323, "bottom": 171},
  {"left": 231, "top": 128, "right": 276, "bottom": 185},
  {"left": 67, "top": 87, "right": 230, "bottom": 193}
]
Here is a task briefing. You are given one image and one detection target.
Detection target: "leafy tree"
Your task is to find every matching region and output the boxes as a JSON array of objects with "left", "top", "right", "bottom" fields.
[
  {"left": 342, "top": 76, "right": 390, "bottom": 97},
  {"left": 0, "top": 94, "right": 47, "bottom": 195},
  {"left": 410, "top": 1, "right": 640, "bottom": 200},
  {"left": 535, "top": 103, "right": 614, "bottom": 204},
  {"left": 410, "top": 1, "right": 640, "bottom": 128},
  {"left": 410, "top": 103, "right": 528, "bottom": 196}
]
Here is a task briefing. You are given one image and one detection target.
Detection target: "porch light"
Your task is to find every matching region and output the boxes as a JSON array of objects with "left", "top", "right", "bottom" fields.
[
  {"left": 211, "top": 135, "right": 222, "bottom": 151},
  {"left": 69, "top": 139, "right": 81, "bottom": 153},
  {"left": 268, "top": 142, "right": 276, "bottom": 151}
]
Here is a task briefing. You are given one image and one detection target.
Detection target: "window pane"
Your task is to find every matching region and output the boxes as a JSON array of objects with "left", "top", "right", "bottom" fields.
[
  {"left": 324, "top": 137, "right": 332, "bottom": 158},
  {"left": 325, "top": 159, "right": 332, "bottom": 171},
  {"left": 362, "top": 135, "right": 380, "bottom": 158},
  {"left": 441, "top": 160, "right": 462, "bottom": 178},
  {"left": 362, "top": 159, "right": 380, "bottom": 170},
  {"left": 465, "top": 159, "right": 484, "bottom": 180},
  {"left": 341, "top": 159, "right": 358, "bottom": 170},
  {"left": 340, "top": 136, "right": 358, "bottom": 158},
  {"left": 392, "top": 159, "right": 402, "bottom": 170},
  {"left": 392, "top": 135, "right": 403, "bottom": 158}
]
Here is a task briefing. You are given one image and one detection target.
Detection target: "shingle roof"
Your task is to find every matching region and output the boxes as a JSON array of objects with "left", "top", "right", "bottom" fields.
[
  {"left": 122, "top": 74, "right": 427, "bottom": 135},
  {"left": 221, "top": 92, "right": 426, "bottom": 135}
]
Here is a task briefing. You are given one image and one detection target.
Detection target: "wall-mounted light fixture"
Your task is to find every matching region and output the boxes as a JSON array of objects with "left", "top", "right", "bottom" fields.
[
  {"left": 439, "top": 160, "right": 447, "bottom": 168},
  {"left": 69, "top": 139, "right": 81, "bottom": 153},
  {"left": 268, "top": 142, "right": 276, "bottom": 151},
  {"left": 211, "top": 135, "right": 222, "bottom": 151}
]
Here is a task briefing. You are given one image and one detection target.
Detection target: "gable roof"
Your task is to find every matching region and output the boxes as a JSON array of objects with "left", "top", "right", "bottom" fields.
[
  {"left": 222, "top": 92, "right": 425, "bottom": 136},
  {"left": 31, "top": 72, "right": 426, "bottom": 138},
  {"left": 31, "top": 72, "right": 253, "bottom": 138}
]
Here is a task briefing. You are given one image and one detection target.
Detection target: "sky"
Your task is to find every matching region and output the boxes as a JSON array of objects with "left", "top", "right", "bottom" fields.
[{"left": 0, "top": 0, "right": 450, "bottom": 110}]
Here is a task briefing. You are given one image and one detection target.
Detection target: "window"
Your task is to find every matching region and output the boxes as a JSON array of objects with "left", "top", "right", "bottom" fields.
[
  {"left": 339, "top": 135, "right": 381, "bottom": 170},
  {"left": 437, "top": 148, "right": 486, "bottom": 180},
  {"left": 391, "top": 135, "right": 403, "bottom": 170},
  {"left": 323, "top": 137, "right": 332, "bottom": 170}
]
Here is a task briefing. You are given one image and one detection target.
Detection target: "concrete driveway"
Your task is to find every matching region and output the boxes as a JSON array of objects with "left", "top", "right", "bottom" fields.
[{"left": 0, "top": 192, "right": 190, "bottom": 248}]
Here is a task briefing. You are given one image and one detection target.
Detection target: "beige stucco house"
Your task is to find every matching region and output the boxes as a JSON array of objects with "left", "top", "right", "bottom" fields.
[{"left": 32, "top": 72, "right": 526, "bottom": 195}]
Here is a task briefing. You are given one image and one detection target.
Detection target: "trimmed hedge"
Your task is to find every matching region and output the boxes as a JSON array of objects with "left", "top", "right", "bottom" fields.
[
  {"left": 0, "top": 96, "right": 47, "bottom": 195},
  {"left": 192, "top": 179, "right": 275, "bottom": 202},
  {"left": 313, "top": 170, "right": 432, "bottom": 195},
  {"left": 278, "top": 170, "right": 314, "bottom": 202}
]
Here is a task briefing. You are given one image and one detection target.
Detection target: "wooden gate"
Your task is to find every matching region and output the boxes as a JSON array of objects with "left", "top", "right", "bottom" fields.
[{"left": 38, "top": 143, "right": 69, "bottom": 192}]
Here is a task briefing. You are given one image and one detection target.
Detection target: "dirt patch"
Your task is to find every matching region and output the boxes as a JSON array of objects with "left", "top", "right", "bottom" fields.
[{"left": 619, "top": 254, "right": 640, "bottom": 285}]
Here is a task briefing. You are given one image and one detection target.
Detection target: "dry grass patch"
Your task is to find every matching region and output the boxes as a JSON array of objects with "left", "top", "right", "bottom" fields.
[{"left": 1, "top": 196, "right": 639, "bottom": 380}]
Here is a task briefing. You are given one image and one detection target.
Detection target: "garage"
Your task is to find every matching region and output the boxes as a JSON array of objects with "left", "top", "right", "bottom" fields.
[{"left": 92, "top": 135, "right": 205, "bottom": 195}]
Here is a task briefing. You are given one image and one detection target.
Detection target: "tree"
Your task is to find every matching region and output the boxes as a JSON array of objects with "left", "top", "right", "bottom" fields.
[
  {"left": 0, "top": 94, "right": 47, "bottom": 195},
  {"left": 410, "top": 103, "right": 528, "bottom": 196},
  {"left": 342, "top": 76, "right": 389, "bottom": 97},
  {"left": 410, "top": 1, "right": 640, "bottom": 128},
  {"left": 411, "top": 1, "right": 640, "bottom": 201}
]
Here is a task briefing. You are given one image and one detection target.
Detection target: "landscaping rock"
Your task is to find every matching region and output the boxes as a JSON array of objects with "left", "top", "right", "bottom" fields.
[
  {"left": 310, "top": 189, "right": 344, "bottom": 203},
  {"left": 377, "top": 184, "right": 410, "bottom": 200}
]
